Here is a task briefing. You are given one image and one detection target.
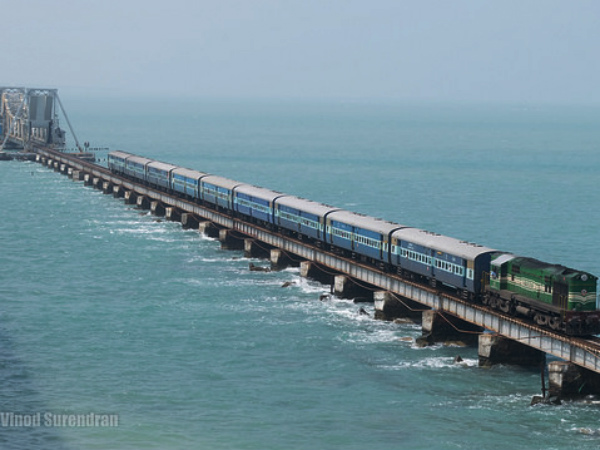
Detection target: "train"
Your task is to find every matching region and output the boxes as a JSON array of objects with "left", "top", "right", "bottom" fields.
[{"left": 107, "top": 151, "right": 600, "bottom": 336}]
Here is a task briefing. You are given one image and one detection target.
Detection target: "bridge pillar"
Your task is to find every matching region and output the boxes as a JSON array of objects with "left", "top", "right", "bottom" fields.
[
  {"left": 548, "top": 361, "right": 600, "bottom": 399},
  {"left": 416, "top": 310, "right": 483, "bottom": 347},
  {"left": 60, "top": 163, "right": 67, "bottom": 173},
  {"left": 199, "top": 221, "right": 220, "bottom": 238},
  {"left": 181, "top": 213, "right": 199, "bottom": 230},
  {"left": 478, "top": 334, "right": 545, "bottom": 367},
  {"left": 300, "top": 261, "right": 335, "bottom": 286},
  {"left": 151, "top": 201, "right": 165, "bottom": 216},
  {"left": 83, "top": 173, "right": 92, "bottom": 185},
  {"left": 374, "top": 291, "right": 424, "bottom": 322},
  {"left": 219, "top": 229, "right": 244, "bottom": 250},
  {"left": 112, "top": 185, "right": 124, "bottom": 198},
  {"left": 53, "top": 161, "right": 59, "bottom": 171},
  {"left": 244, "top": 239, "right": 271, "bottom": 259},
  {"left": 165, "top": 207, "right": 181, "bottom": 222},
  {"left": 270, "top": 249, "right": 299, "bottom": 270},
  {"left": 92, "top": 177, "right": 101, "bottom": 189},
  {"left": 136, "top": 195, "right": 150, "bottom": 209},
  {"left": 124, "top": 190, "right": 137, "bottom": 204},
  {"left": 102, "top": 181, "right": 113, "bottom": 194},
  {"left": 333, "top": 275, "right": 373, "bottom": 301},
  {"left": 70, "top": 170, "right": 84, "bottom": 181}
]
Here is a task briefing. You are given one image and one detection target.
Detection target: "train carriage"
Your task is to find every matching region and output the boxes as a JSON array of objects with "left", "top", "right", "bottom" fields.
[
  {"left": 123, "top": 155, "right": 154, "bottom": 181},
  {"left": 274, "top": 196, "right": 339, "bottom": 241},
  {"left": 172, "top": 167, "right": 208, "bottom": 199},
  {"left": 391, "top": 228, "right": 496, "bottom": 294},
  {"left": 325, "top": 211, "right": 407, "bottom": 263},
  {"left": 199, "top": 175, "right": 242, "bottom": 211},
  {"left": 107, "top": 151, "right": 134, "bottom": 175},
  {"left": 147, "top": 161, "right": 178, "bottom": 190},
  {"left": 233, "top": 185, "right": 286, "bottom": 225}
]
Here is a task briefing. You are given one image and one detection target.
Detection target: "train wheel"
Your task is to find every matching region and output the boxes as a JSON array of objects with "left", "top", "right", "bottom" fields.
[
  {"left": 549, "top": 317, "right": 562, "bottom": 331},
  {"left": 534, "top": 313, "right": 549, "bottom": 327},
  {"left": 499, "top": 299, "right": 512, "bottom": 314}
]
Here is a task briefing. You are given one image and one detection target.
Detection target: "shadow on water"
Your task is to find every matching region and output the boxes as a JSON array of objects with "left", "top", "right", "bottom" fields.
[{"left": 0, "top": 325, "right": 72, "bottom": 450}]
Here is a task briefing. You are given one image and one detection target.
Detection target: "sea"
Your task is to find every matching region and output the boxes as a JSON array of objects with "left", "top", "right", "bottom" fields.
[{"left": 1, "top": 97, "right": 600, "bottom": 450}]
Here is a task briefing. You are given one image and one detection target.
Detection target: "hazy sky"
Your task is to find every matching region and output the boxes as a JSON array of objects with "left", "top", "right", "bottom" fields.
[{"left": 3, "top": 0, "right": 600, "bottom": 104}]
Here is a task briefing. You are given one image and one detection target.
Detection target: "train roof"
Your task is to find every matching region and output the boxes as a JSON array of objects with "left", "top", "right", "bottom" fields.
[
  {"left": 491, "top": 253, "right": 516, "bottom": 267},
  {"left": 327, "top": 210, "right": 408, "bottom": 235},
  {"left": 507, "top": 256, "right": 597, "bottom": 280},
  {"left": 125, "top": 155, "right": 154, "bottom": 166},
  {"left": 392, "top": 228, "right": 496, "bottom": 260},
  {"left": 147, "top": 160, "right": 178, "bottom": 172},
  {"left": 276, "top": 196, "right": 339, "bottom": 217},
  {"left": 234, "top": 184, "right": 286, "bottom": 201},
  {"left": 172, "top": 167, "right": 209, "bottom": 179},
  {"left": 200, "top": 175, "right": 243, "bottom": 191},
  {"left": 108, "top": 150, "right": 134, "bottom": 160}
]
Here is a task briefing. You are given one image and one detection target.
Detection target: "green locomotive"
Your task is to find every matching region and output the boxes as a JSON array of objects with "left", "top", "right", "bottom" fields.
[{"left": 485, "top": 254, "right": 600, "bottom": 336}]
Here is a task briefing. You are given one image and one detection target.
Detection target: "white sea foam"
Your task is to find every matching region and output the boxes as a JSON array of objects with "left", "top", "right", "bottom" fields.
[{"left": 383, "top": 356, "right": 479, "bottom": 371}]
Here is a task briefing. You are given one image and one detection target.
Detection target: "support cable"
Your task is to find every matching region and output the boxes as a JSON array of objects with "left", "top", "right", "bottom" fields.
[{"left": 55, "top": 93, "right": 82, "bottom": 152}]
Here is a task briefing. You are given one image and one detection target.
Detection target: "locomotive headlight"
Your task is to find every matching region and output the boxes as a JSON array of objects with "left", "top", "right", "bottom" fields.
[{"left": 582, "top": 274, "right": 589, "bottom": 281}]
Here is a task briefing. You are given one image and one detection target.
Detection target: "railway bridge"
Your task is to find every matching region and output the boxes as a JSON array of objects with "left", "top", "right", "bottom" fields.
[{"left": 30, "top": 145, "right": 600, "bottom": 401}]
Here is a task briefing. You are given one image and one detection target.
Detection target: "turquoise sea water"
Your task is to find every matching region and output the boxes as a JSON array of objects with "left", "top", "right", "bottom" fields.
[{"left": 1, "top": 98, "right": 600, "bottom": 449}]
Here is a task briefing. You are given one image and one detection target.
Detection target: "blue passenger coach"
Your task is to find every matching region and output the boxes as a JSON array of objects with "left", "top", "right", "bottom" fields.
[
  {"left": 234, "top": 185, "right": 286, "bottom": 225},
  {"left": 107, "top": 151, "right": 134, "bottom": 175},
  {"left": 326, "top": 211, "right": 407, "bottom": 263},
  {"left": 274, "top": 196, "right": 339, "bottom": 241},
  {"left": 200, "top": 175, "right": 242, "bottom": 211},
  {"left": 172, "top": 167, "right": 208, "bottom": 199},
  {"left": 390, "top": 228, "right": 496, "bottom": 294},
  {"left": 123, "top": 155, "right": 154, "bottom": 181},
  {"left": 147, "top": 161, "right": 178, "bottom": 190}
]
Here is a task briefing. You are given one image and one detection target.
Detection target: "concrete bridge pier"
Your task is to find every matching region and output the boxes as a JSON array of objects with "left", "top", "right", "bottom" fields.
[
  {"left": 53, "top": 161, "right": 60, "bottom": 171},
  {"left": 70, "top": 170, "right": 84, "bottom": 181},
  {"left": 374, "top": 291, "right": 424, "bottom": 322},
  {"left": 219, "top": 229, "right": 245, "bottom": 250},
  {"left": 151, "top": 201, "right": 165, "bottom": 216},
  {"left": 124, "top": 190, "right": 137, "bottom": 204},
  {"left": 46, "top": 158, "right": 53, "bottom": 168},
  {"left": 102, "top": 181, "right": 113, "bottom": 194},
  {"left": 136, "top": 195, "right": 150, "bottom": 209},
  {"left": 416, "top": 310, "right": 484, "bottom": 347},
  {"left": 181, "top": 213, "right": 199, "bottom": 230},
  {"left": 199, "top": 221, "right": 220, "bottom": 238},
  {"left": 244, "top": 239, "right": 272, "bottom": 259},
  {"left": 333, "top": 275, "right": 373, "bottom": 301},
  {"left": 547, "top": 361, "right": 600, "bottom": 400},
  {"left": 112, "top": 185, "right": 124, "bottom": 198},
  {"left": 300, "top": 261, "right": 335, "bottom": 286},
  {"left": 270, "top": 249, "right": 300, "bottom": 270},
  {"left": 478, "top": 334, "right": 545, "bottom": 367},
  {"left": 83, "top": 174, "right": 93, "bottom": 185},
  {"left": 165, "top": 207, "right": 181, "bottom": 222},
  {"left": 92, "top": 177, "right": 101, "bottom": 189},
  {"left": 60, "top": 163, "right": 67, "bottom": 173}
]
